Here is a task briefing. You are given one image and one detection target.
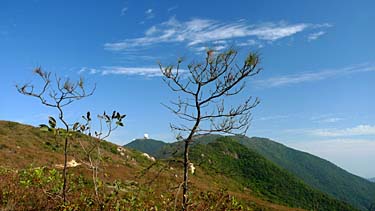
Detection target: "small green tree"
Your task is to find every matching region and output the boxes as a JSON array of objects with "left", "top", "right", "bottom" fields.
[
  {"left": 159, "top": 49, "right": 262, "bottom": 210},
  {"left": 74, "top": 110, "right": 125, "bottom": 207},
  {"left": 16, "top": 67, "right": 95, "bottom": 203}
]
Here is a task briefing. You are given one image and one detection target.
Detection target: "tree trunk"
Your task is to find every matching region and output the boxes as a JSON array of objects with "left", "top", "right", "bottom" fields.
[
  {"left": 182, "top": 140, "right": 190, "bottom": 211},
  {"left": 62, "top": 136, "right": 68, "bottom": 203}
]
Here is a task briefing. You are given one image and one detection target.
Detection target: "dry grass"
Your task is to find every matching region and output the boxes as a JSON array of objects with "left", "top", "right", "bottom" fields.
[{"left": 0, "top": 120, "right": 305, "bottom": 211}]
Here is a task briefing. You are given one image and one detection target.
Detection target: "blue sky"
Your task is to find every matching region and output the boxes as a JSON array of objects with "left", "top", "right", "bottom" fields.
[{"left": 1, "top": 0, "right": 374, "bottom": 178}]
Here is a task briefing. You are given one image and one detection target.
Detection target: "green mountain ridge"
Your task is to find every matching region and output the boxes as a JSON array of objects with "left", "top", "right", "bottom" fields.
[
  {"left": 126, "top": 134, "right": 375, "bottom": 210},
  {"left": 125, "top": 138, "right": 167, "bottom": 156},
  {"left": 233, "top": 135, "right": 375, "bottom": 210},
  {"left": 190, "top": 137, "right": 356, "bottom": 211}
]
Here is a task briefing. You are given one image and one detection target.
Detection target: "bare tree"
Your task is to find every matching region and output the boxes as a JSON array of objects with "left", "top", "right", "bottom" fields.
[
  {"left": 159, "top": 49, "right": 262, "bottom": 210},
  {"left": 16, "top": 67, "right": 95, "bottom": 203}
]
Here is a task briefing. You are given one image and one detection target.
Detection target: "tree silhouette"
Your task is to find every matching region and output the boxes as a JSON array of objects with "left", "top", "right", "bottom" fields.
[
  {"left": 16, "top": 67, "right": 95, "bottom": 203},
  {"left": 159, "top": 49, "right": 262, "bottom": 210}
]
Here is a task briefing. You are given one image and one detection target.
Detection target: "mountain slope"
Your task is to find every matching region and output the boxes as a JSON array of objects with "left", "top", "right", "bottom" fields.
[
  {"left": 0, "top": 120, "right": 311, "bottom": 210},
  {"left": 126, "top": 138, "right": 167, "bottom": 156},
  {"left": 189, "top": 137, "right": 357, "bottom": 211},
  {"left": 232, "top": 135, "right": 375, "bottom": 210},
  {"left": 128, "top": 134, "right": 375, "bottom": 210},
  {"left": 137, "top": 136, "right": 358, "bottom": 210}
]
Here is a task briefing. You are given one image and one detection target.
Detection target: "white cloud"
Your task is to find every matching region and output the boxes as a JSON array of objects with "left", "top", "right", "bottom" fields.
[
  {"left": 78, "top": 67, "right": 100, "bottom": 74},
  {"left": 167, "top": 6, "right": 178, "bottom": 12},
  {"left": 308, "top": 31, "right": 326, "bottom": 41},
  {"left": 237, "top": 39, "right": 259, "bottom": 47},
  {"left": 102, "top": 67, "right": 161, "bottom": 77},
  {"left": 319, "top": 117, "right": 343, "bottom": 123},
  {"left": 145, "top": 26, "right": 157, "bottom": 36},
  {"left": 258, "top": 115, "right": 288, "bottom": 121},
  {"left": 145, "top": 8, "right": 155, "bottom": 19},
  {"left": 78, "top": 66, "right": 187, "bottom": 77},
  {"left": 104, "top": 17, "right": 329, "bottom": 51},
  {"left": 311, "top": 125, "right": 375, "bottom": 137},
  {"left": 255, "top": 63, "right": 375, "bottom": 88},
  {"left": 310, "top": 115, "right": 343, "bottom": 123}
]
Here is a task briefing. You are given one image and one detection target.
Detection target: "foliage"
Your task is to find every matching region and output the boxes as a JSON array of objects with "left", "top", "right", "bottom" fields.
[
  {"left": 0, "top": 166, "right": 256, "bottom": 211},
  {"left": 126, "top": 139, "right": 167, "bottom": 157},
  {"left": 235, "top": 136, "right": 375, "bottom": 210},
  {"left": 189, "top": 137, "right": 358, "bottom": 211}
]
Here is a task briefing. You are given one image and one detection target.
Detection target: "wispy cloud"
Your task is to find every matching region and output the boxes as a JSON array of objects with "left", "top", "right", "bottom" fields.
[
  {"left": 104, "top": 17, "right": 329, "bottom": 51},
  {"left": 78, "top": 66, "right": 187, "bottom": 77},
  {"left": 255, "top": 63, "right": 375, "bottom": 88},
  {"left": 145, "top": 8, "right": 155, "bottom": 19},
  {"left": 79, "top": 66, "right": 161, "bottom": 77},
  {"left": 237, "top": 39, "right": 262, "bottom": 48},
  {"left": 308, "top": 31, "right": 326, "bottom": 41},
  {"left": 258, "top": 115, "right": 288, "bottom": 121},
  {"left": 311, "top": 125, "right": 375, "bottom": 137},
  {"left": 78, "top": 67, "right": 100, "bottom": 74},
  {"left": 319, "top": 117, "right": 343, "bottom": 123},
  {"left": 167, "top": 6, "right": 178, "bottom": 12},
  {"left": 310, "top": 114, "right": 343, "bottom": 123}
]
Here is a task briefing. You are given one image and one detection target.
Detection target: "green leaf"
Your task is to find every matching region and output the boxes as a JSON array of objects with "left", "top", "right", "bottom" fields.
[
  {"left": 116, "top": 121, "right": 124, "bottom": 127},
  {"left": 48, "top": 116, "right": 56, "bottom": 128},
  {"left": 86, "top": 112, "right": 91, "bottom": 121},
  {"left": 39, "top": 124, "right": 50, "bottom": 132},
  {"left": 73, "top": 122, "right": 80, "bottom": 131}
]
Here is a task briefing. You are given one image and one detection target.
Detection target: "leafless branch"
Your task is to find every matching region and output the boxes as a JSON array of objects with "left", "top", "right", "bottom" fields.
[{"left": 159, "top": 48, "right": 262, "bottom": 210}]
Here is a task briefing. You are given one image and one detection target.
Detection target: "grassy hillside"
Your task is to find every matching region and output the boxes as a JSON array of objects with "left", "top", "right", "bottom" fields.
[
  {"left": 139, "top": 135, "right": 358, "bottom": 210},
  {"left": 0, "top": 120, "right": 309, "bottom": 210},
  {"left": 233, "top": 135, "right": 375, "bottom": 210},
  {"left": 189, "top": 137, "right": 357, "bottom": 211},
  {"left": 126, "top": 138, "right": 167, "bottom": 156},
  {"left": 129, "top": 134, "right": 375, "bottom": 210}
]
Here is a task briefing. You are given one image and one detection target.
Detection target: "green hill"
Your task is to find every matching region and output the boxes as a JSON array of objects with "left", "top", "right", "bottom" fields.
[
  {"left": 189, "top": 137, "right": 356, "bottom": 211},
  {"left": 135, "top": 136, "right": 358, "bottom": 210},
  {"left": 126, "top": 138, "right": 167, "bottom": 156},
  {"left": 128, "top": 134, "right": 375, "bottom": 210},
  {"left": 232, "top": 135, "right": 375, "bottom": 210}
]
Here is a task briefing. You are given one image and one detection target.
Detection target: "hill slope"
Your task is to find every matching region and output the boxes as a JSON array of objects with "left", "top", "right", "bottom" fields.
[
  {"left": 233, "top": 135, "right": 375, "bottom": 210},
  {"left": 189, "top": 137, "right": 356, "bottom": 211},
  {"left": 129, "top": 135, "right": 357, "bottom": 210},
  {"left": 125, "top": 138, "right": 167, "bottom": 156},
  {"left": 128, "top": 134, "right": 375, "bottom": 210},
  {"left": 0, "top": 120, "right": 312, "bottom": 210}
]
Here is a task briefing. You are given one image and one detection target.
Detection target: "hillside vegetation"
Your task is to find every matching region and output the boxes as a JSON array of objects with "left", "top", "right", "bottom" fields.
[
  {"left": 189, "top": 137, "right": 356, "bottom": 211},
  {"left": 126, "top": 138, "right": 167, "bottom": 156},
  {"left": 128, "top": 135, "right": 359, "bottom": 210},
  {"left": 0, "top": 120, "right": 313, "bottom": 210},
  {"left": 127, "top": 134, "right": 375, "bottom": 210},
  {"left": 234, "top": 136, "right": 375, "bottom": 210}
]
